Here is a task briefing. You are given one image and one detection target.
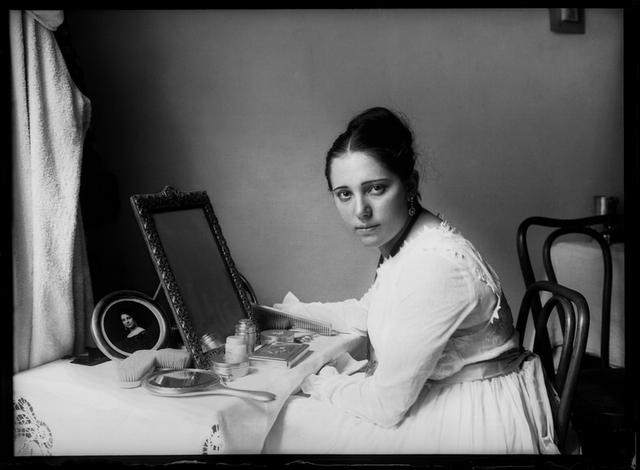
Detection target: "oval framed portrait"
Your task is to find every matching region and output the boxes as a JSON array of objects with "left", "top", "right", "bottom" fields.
[{"left": 91, "top": 290, "right": 169, "bottom": 360}]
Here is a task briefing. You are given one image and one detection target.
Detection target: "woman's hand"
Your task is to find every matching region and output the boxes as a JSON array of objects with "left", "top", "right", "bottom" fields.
[
  {"left": 273, "top": 292, "right": 314, "bottom": 318},
  {"left": 300, "top": 354, "right": 369, "bottom": 399},
  {"left": 300, "top": 366, "right": 339, "bottom": 399}
]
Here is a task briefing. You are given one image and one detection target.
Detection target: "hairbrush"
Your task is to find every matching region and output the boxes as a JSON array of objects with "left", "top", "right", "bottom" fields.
[
  {"left": 116, "top": 350, "right": 157, "bottom": 388},
  {"left": 155, "top": 348, "right": 192, "bottom": 369}
]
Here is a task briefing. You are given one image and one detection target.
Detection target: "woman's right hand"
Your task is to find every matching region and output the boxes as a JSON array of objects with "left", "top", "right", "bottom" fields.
[
  {"left": 272, "top": 292, "right": 313, "bottom": 318},
  {"left": 272, "top": 302, "right": 312, "bottom": 318}
]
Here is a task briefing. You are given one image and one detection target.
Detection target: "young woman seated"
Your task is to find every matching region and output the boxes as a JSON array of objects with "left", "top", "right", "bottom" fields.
[{"left": 263, "top": 107, "right": 558, "bottom": 454}]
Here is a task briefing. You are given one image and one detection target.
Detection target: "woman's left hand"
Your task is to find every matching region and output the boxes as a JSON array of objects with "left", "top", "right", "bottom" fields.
[{"left": 300, "top": 366, "right": 339, "bottom": 399}]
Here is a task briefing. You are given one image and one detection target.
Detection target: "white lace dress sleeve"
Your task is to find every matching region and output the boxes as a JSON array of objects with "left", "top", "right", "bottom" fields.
[{"left": 302, "top": 248, "right": 475, "bottom": 427}]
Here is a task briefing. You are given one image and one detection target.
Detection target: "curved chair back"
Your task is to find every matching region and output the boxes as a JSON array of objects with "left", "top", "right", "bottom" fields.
[
  {"left": 517, "top": 215, "right": 620, "bottom": 368},
  {"left": 516, "top": 280, "right": 589, "bottom": 453}
]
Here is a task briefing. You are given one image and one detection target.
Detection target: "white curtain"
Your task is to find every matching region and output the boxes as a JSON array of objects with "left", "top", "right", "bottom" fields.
[{"left": 11, "top": 10, "right": 93, "bottom": 372}]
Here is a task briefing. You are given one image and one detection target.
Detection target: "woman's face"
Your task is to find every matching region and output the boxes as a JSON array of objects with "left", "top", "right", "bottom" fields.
[
  {"left": 121, "top": 313, "right": 135, "bottom": 330},
  {"left": 329, "top": 151, "right": 409, "bottom": 252}
]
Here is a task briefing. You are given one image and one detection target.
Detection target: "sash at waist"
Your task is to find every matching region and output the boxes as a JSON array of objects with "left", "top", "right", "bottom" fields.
[{"left": 428, "top": 348, "right": 532, "bottom": 385}]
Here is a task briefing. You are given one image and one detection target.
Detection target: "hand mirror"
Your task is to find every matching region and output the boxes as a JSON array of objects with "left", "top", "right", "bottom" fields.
[{"left": 143, "top": 368, "right": 275, "bottom": 402}]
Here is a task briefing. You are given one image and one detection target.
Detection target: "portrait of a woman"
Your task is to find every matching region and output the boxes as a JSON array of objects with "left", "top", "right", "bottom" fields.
[{"left": 116, "top": 312, "right": 157, "bottom": 353}]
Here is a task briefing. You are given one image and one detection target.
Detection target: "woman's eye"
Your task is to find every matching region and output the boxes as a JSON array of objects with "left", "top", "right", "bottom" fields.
[
  {"left": 369, "top": 184, "right": 386, "bottom": 195},
  {"left": 336, "top": 190, "right": 351, "bottom": 201}
]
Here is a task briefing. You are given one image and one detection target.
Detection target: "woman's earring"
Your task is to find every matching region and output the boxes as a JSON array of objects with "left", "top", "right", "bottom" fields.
[{"left": 408, "top": 195, "right": 416, "bottom": 217}]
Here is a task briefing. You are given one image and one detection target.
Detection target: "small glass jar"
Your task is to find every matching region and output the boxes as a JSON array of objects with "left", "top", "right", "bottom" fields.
[
  {"left": 224, "top": 335, "right": 247, "bottom": 363},
  {"left": 200, "top": 332, "right": 224, "bottom": 354},
  {"left": 213, "top": 359, "right": 250, "bottom": 382},
  {"left": 235, "top": 318, "right": 257, "bottom": 353}
]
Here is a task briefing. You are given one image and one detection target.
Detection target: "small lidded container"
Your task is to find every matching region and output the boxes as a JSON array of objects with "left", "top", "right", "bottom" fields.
[
  {"left": 235, "top": 318, "right": 257, "bottom": 353},
  {"left": 213, "top": 359, "right": 250, "bottom": 382},
  {"left": 225, "top": 335, "right": 248, "bottom": 364},
  {"left": 200, "top": 332, "right": 224, "bottom": 354}
]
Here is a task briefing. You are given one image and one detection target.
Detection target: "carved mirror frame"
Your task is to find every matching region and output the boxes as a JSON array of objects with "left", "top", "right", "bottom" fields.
[{"left": 130, "top": 186, "right": 254, "bottom": 369}]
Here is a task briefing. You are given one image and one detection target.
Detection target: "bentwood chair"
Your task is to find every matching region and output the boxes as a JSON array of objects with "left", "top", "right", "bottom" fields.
[
  {"left": 516, "top": 215, "right": 630, "bottom": 459},
  {"left": 517, "top": 215, "right": 622, "bottom": 368},
  {"left": 516, "top": 280, "right": 589, "bottom": 454}
]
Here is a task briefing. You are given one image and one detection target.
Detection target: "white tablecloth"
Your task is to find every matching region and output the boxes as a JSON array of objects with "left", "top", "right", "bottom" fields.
[
  {"left": 548, "top": 240, "right": 624, "bottom": 367},
  {"left": 13, "top": 333, "right": 365, "bottom": 456}
]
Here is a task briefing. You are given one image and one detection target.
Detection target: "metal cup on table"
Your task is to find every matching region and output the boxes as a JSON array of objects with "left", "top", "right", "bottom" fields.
[
  {"left": 235, "top": 318, "right": 257, "bottom": 354},
  {"left": 593, "top": 195, "right": 619, "bottom": 243}
]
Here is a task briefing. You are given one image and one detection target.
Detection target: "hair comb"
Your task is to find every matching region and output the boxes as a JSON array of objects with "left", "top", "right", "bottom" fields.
[{"left": 252, "top": 305, "right": 333, "bottom": 336}]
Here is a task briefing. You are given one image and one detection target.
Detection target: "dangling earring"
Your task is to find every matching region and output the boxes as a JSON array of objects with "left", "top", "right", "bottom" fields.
[{"left": 408, "top": 194, "right": 416, "bottom": 217}]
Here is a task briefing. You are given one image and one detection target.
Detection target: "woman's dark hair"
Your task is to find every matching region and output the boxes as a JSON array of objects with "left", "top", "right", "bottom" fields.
[{"left": 324, "top": 107, "right": 419, "bottom": 193}]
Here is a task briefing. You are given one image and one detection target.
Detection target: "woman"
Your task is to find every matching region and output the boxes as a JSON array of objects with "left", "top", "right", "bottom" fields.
[
  {"left": 117, "top": 312, "right": 155, "bottom": 353},
  {"left": 263, "top": 107, "right": 558, "bottom": 454}
]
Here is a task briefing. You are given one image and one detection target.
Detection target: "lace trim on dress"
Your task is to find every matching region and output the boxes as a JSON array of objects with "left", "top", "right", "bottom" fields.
[
  {"left": 378, "top": 215, "right": 504, "bottom": 324},
  {"left": 375, "top": 218, "right": 452, "bottom": 275},
  {"left": 433, "top": 217, "right": 504, "bottom": 323},
  {"left": 14, "top": 396, "right": 54, "bottom": 456}
]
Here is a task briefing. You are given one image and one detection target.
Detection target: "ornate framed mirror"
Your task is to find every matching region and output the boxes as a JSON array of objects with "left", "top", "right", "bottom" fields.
[{"left": 130, "top": 186, "right": 254, "bottom": 369}]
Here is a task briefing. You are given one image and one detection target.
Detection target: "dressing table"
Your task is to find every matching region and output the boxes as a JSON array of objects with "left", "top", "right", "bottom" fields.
[
  {"left": 14, "top": 186, "right": 367, "bottom": 456},
  {"left": 14, "top": 333, "right": 366, "bottom": 456}
]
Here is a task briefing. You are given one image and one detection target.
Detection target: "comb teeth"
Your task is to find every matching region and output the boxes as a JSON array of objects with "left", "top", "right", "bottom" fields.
[
  {"left": 253, "top": 305, "right": 333, "bottom": 336},
  {"left": 270, "top": 316, "right": 291, "bottom": 330}
]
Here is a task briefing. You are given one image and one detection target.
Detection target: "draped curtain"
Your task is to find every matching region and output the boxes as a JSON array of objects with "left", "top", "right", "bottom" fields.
[{"left": 10, "top": 10, "right": 93, "bottom": 372}]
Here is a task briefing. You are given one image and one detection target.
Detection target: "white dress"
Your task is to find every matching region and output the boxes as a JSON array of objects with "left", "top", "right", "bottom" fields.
[{"left": 263, "top": 221, "right": 559, "bottom": 454}]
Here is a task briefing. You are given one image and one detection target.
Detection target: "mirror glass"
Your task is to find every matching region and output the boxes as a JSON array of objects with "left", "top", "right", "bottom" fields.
[
  {"left": 150, "top": 369, "right": 219, "bottom": 389},
  {"left": 131, "top": 186, "right": 253, "bottom": 369},
  {"left": 153, "top": 209, "right": 245, "bottom": 343}
]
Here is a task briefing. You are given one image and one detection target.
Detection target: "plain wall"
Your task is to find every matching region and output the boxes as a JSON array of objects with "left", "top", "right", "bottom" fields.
[{"left": 65, "top": 9, "right": 623, "bottom": 334}]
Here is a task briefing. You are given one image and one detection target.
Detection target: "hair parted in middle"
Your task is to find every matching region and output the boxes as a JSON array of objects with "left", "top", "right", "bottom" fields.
[{"left": 324, "top": 107, "right": 420, "bottom": 197}]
